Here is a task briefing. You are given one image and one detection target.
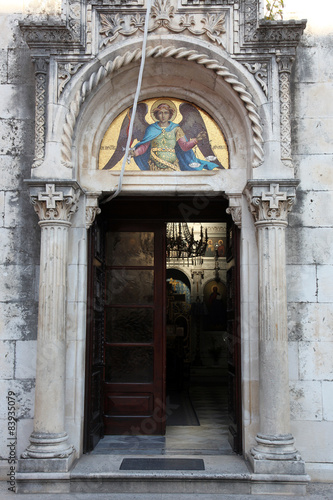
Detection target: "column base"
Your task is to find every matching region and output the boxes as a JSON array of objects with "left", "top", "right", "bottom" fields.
[
  {"left": 249, "top": 433, "right": 306, "bottom": 475},
  {"left": 20, "top": 432, "right": 75, "bottom": 472},
  {"left": 18, "top": 454, "right": 76, "bottom": 473}
]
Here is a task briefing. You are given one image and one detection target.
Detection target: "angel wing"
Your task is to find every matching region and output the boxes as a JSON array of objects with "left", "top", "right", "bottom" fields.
[
  {"left": 102, "top": 102, "right": 149, "bottom": 169},
  {"left": 178, "top": 102, "right": 224, "bottom": 169}
]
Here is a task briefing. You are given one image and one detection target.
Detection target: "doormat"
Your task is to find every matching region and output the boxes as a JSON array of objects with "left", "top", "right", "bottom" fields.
[{"left": 120, "top": 458, "right": 205, "bottom": 471}]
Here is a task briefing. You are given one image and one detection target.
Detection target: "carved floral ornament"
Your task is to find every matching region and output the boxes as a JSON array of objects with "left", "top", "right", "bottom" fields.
[{"left": 99, "top": 0, "right": 226, "bottom": 48}]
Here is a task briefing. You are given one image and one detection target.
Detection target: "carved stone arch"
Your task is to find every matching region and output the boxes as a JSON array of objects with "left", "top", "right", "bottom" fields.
[{"left": 55, "top": 39, "right": 272, "bottom": 183}]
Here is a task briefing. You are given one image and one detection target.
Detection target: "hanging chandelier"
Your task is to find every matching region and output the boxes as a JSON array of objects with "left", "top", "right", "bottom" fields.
[{"left": 166, "top": 222, "right": 208, "bottom": 265}]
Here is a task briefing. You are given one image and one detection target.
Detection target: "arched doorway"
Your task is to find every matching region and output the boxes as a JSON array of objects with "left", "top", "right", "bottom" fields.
[{"left": 84, "top": 196, "right": 242, "bottom": 455}]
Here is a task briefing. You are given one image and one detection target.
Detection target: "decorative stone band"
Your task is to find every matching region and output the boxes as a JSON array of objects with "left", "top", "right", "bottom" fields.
[
  {"left": 32, "top": 57, "right": 49, "bottom": 169},
  {"left": 60, "top": 45, "right": 264, "bottom": 170},
  {"left": 244, "top": 180, "right": 299, "bottom": 224},
  {"left": 276, "top": 52, "right": 296, "bottom": 168},
  {"left": 28, "top": 182, "right": 82, "bottom": 223}
]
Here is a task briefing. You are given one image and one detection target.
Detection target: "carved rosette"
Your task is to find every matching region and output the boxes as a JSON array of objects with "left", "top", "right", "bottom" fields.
[
  {"left": 245, "top": 180, "right": 298, "bottom": 225},
  {"left": 277, "top": 53, "right": 295, "bottom": 168},
  {"left": 32, "top": 57, "right": 49, "bottom": 169},
  {"left": 30, "top": 183, "right": 81, "bottom": 223}
]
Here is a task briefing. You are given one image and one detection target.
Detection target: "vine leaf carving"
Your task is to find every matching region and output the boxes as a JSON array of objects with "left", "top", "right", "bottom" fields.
[
  {"left": 99, "top": 0, "right": 226, "bottom": 48},
  {"left": 200, "top": 14, "right": 226, "bottom": 45}
]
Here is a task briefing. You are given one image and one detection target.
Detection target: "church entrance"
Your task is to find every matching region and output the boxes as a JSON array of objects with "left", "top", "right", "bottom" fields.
[{"left": 84, "top": 197, "right": 241, "bottom": 454}]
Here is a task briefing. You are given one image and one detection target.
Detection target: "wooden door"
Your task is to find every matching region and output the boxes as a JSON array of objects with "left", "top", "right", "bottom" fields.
[
  {"left": 84, "top": 218, "right": 105, "bottom": 452},
  {"left": 226, "top": 221, "right": 242, "bottom": 453},
  {"left": 103, "top": 222, "right": 166, "bottom": 435}
]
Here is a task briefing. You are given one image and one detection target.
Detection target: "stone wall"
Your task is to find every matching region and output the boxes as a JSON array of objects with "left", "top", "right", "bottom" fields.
[
  {"left": 287, "top": 29, "right": 333, "bottom": 479},
  {"left": 0, "top": 12, "right": 38, "bottom": 476}
]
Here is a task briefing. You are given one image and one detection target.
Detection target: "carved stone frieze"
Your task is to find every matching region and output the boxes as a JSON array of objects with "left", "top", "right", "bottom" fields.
[
  {"left": 242, "top": 61, "right": 268, "bottom": 97},
  {"left": 99, "top": 0, "right": 226, "bottom": 48},
  {"left": 277, "top": 53, "right": 295, "bottom": 167},
  {"left": 32, "top": 57, "right": 48, "bottom": 169},
  {"left": 20, "top": 0, "right": 84, "bottom": 53},
  {"left": 243, "top": 1, "right": 306, "bottom": 49},
  {"left": 30, "top": 183, "right": 81, "bottom": 223},
  {"left": 245, "top": 180, "right": 298, "bottom": 224}
]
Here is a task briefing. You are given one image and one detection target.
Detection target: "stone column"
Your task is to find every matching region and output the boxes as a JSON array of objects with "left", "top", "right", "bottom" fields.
[
  {"left": 20, "top": 182, "right": 80, "bottom": 472},
  {"left": 245, "top": 180, "right": 305, "bottom": 475}
]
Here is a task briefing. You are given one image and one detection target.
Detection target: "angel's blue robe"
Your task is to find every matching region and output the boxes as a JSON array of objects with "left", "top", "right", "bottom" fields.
[{"left": 134, "top": 121, "right": 219, "bottom": 171}]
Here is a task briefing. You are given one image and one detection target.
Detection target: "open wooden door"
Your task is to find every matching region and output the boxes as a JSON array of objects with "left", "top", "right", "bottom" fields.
[
  {"left": 103, "top": 221, "right": 166, "bottom": 435},
  {"left": 84, "top": 218, "right": 105, "bottom": 452},
  {"left": 226, "top": 221, "right": 242, "bottom": 453}
]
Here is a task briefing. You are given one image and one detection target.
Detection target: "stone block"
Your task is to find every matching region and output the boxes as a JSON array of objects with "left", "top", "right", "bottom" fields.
[
  {"left": 0, "top": 155, "right": 28, "bottom": 190},
  {"left": 292, "top": 117, "right": 333, "bottom": 155},
  {"left": 0, "top": 340, "right": 14, "bottom": 380},
  {"left": 288, "top": 302, "right": 333, "bottom": 342},
  {"left": 287, "top": 227, "right": 333, "bottom": 265},
  {"left": 294, "top": 154, "right": 333, "bottom": 191},
  {"left": 0, "top": 379, "right": 35, "bottom": 421},
  {"left": 0, "top": 118, "right": 34, "bottom": 159},
  {"left": 15, "top": 341, "right": 37, "bottom": 380},
  {"left": 0, "top": 301, "right": 38, "bottom": 341},
  {"left": 293, "top": 82, "right": 333, "bottom": 119},
  {"left": 299, "top": 341, "right": 333, "bottom": 381},
  {"left": 0, "top": 84, "right": 34, "bottom": 120},
  {"left": 0, "top": 191, "right": 4, "bottom": 227},
  {"left": 7, "top": 48, "right": 34, "bottom": 86},
  {"left": 292, "top": 45, "right": 319, "bottom": 84},
  {"left": 0, "top": 418, "right": 14, "bottom": 461},
  {"left": 286, "top": 264, "right": 317, "bottom": 303},
  {"left": 288, "top": 342, "right": 299, "bottom": 380},
  {"left": 322, "top": 381, "right": 333, "bottom": 421},
  {"left": 0, "top": 49, "right": 7, "bottom": 84},
  {"left": 289, "top": 381, "right": 322, "bottom": 421},
  {"left": 0, "top": 264, "right": 35, "bottom": 302},
  {"left": 16, "top": 417, "right": 33, "bottom": 460},
  {"left": 317, "top": 265, "right": 333, "bottom": 302},
  {"left": 289, "top": 191, "right": 333, "bottom": 228},
  {"left": 291, "top": 420, "right": 333, "bottom": 462}
]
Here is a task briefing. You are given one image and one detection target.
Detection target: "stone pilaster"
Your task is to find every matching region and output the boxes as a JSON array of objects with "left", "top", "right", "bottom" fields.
[
  {"left": 20, "top": 182, "right": 80, "bottom": 472},
  {"left": 245, "top": 180, "right": 305, "bottom": 475}
]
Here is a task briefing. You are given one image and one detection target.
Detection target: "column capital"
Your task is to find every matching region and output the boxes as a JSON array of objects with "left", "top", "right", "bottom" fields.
[
  {"left": 226, "top": 194, "right": 242, "bottom": 228},
  {"left": 244, "top": 179, "right": 299, "bottom": 225},
  {"left": 27, "top": 180, "right": 82, "bottom": 223},
  {"left": 85, "top": 191, "right": 102, "bottom": 229}
]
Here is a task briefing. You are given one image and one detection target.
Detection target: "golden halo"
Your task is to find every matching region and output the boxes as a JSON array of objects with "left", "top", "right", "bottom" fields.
[{"left": 150, "top": 99, "right": 177, "bottom": 122}]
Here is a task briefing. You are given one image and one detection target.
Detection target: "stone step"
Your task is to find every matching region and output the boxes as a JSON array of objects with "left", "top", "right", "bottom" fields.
[{"left": 16, "top": 454, "right": 309, "bottom": 496}]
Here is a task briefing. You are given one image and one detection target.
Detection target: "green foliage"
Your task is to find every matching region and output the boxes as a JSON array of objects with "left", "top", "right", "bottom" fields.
[{"left": 265, "top": 0, "right": 284, "bottom": 20}]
